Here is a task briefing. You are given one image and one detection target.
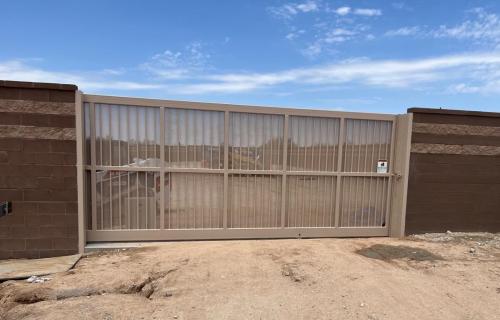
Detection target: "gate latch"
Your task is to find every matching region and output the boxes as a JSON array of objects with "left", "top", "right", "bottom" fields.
[{"left": 394, "top": 173, "right": 403, "bottom": 181}]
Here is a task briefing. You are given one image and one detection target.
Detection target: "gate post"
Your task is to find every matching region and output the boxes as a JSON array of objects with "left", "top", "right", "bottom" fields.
[
  {"left": 75, "top": 90, "right": 86, "bottom": 253},
  {"left": 280, "top": 114, "right": 288, "bottom": 228},
  {"left": 223, "top": 111, "right": 229, "bottom": 229},
  {"left": 389, "top": 113, "right": 413, "bottom": 237}
]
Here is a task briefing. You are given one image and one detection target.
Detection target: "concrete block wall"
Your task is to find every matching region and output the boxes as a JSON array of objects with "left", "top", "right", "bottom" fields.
[
  {"left": 405, "top": 108, "right": 500, "bottom": 234},
  {"left": 0, "top": 80, "right": 79, "bottom": 259}
]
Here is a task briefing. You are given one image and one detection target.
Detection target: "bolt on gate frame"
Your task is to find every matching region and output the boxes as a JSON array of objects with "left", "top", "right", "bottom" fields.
[{"left": 75, "top": 91, "right": 412, "bottom": 251}]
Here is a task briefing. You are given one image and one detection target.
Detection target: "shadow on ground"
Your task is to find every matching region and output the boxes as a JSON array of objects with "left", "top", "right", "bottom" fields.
[{"left": 356, "top": 244, "right": 444, "bottom": 262}]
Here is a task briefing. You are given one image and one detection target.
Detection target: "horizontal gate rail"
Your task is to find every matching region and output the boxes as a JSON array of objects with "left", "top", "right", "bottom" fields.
[
  {"left": 83, "top": 94, "right": 395, "bottom": 120},
  {"left": 80, "top": 93, "right": 411, "bottom": 242},
  {"left": 87, "top": 227, "right": 388, "bottom": 242}
]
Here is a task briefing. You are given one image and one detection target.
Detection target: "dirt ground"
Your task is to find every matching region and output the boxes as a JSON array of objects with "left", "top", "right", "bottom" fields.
[{"left": 1, "top": 232, "right": 500, "bottom": 320}]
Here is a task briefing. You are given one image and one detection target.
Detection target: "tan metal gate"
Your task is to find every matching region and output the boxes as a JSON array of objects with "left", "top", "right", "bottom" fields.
[{"left": 77, "top": 93, "right": 412, "bottom": 242}]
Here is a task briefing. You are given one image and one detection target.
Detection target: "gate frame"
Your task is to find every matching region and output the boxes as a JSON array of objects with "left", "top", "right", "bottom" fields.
[
  {"left": 75, "top": 93, "right": 412, "bottom": 249},
  {"left": 389, "top": 113, "right": 413, "bottom": 238},
  {"left": 76, "top": 90, "right": 85, "bottom": 253}
]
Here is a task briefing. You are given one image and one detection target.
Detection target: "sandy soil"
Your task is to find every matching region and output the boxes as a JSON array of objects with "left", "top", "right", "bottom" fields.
[{"left": 1, "top": 233, "right": 499, "bottom": 320}]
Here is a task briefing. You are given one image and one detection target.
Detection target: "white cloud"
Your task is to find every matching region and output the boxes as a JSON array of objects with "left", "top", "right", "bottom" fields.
[
  {"left": 432, "top": 8, "right": 500, "bottom": 44},
  {"left": 193, "top": 53, "right": 500, "bottom": 93},
  {"left": 324, "top": 28, "right": 357, "bottom": 43},
  {"left": 141, "top": 42, "right": 210, "bottom": 79},
  {"left": 302, "top": 24, "right": 369, "bottom": 56},
  {"left": 385, "top": 26, "right": 420, "bottom": 36},
  {"left": 447, "top": 61, "right": 500, "bottom": 94},
  {"left": 387, "top": 8, "right": 500, "bottom": 45},
  {"left": 171, "top": 52, "right": 500, "bottom": 93},
  {"left": 354, "top": 8, "right": 382, "bottom": 16},
  {"left": 447, "top": 80, "right": 500, "bottom": 94},
  {"left": 334, "top": 6, "right": 351, "bottom": 16},
  {"left": 296, "top": 1, "right": 318, "bottom": 12},
  {"left": 448, "top": 83, "right": 481, "bottom": 93},
  {"left": 101, "top": 68, "right": 126, "bottom": 76},
  {"left": 5, "top": 52, "right": 500, "bottom": 95},
  {"left": 0, "top": 60, "right": 162, "bottom": 90},
  {"left": 332, "top": 7, "right": 381, "bottom": 17},
  {"left": 268, "top": 1, "right": 318, "bottom": 19},
  {"left": 301, "top": 43, "right": 323, "bottom": 57},
  {"left": 80, "top": 81, "right": 163, "bottom": 90},
  {"left": 285, "top": 29, "right": 305, "bottom": 40},
  {"left": 270, "top": 3, "right": 380, "bottom": 57}
]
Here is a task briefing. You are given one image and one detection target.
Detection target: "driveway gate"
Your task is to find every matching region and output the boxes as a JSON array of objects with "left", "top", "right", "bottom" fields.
[{"left": 77, "top": 93, "right": 412, "bottom": 242}]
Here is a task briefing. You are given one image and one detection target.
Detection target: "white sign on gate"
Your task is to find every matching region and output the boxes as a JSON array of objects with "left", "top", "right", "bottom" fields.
[{"left": 377, "top": 160, "right": 388, "bottom": 173}]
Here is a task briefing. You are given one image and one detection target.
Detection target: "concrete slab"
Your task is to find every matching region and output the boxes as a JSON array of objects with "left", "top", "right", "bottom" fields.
[
  {"left": 85, "top": 242, "right": 158, "bottom": 252},
  {"left": 0, "top": 254, "right": 81, "bottom": 281}
]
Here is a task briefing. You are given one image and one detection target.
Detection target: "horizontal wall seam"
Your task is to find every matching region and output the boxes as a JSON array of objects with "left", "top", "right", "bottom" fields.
[
  {"left": 412, "top": 132, "right": 500, "bottom": 147},
  {"left": 412, "top": 114, "right": 500, "bottom": 127},
  {"left": 411, "top": 142, "right": 500, "bottom": 156},
  {"left": 0, "top": 99, "right": 75, "bottom": 115},
  {"left": 413, "top": 122, "right": 500, "bottom": 137},
  {"left": 0, "top": 111, "right": 75, "bottom": 128},
  {"left": 0, "top": 125, "right": 76, "bottom": 140}
]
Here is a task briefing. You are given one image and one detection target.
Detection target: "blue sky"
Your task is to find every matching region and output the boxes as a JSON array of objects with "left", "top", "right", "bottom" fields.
[{"left": 2, "top": 1, "right": 500, "bottom": 113}]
